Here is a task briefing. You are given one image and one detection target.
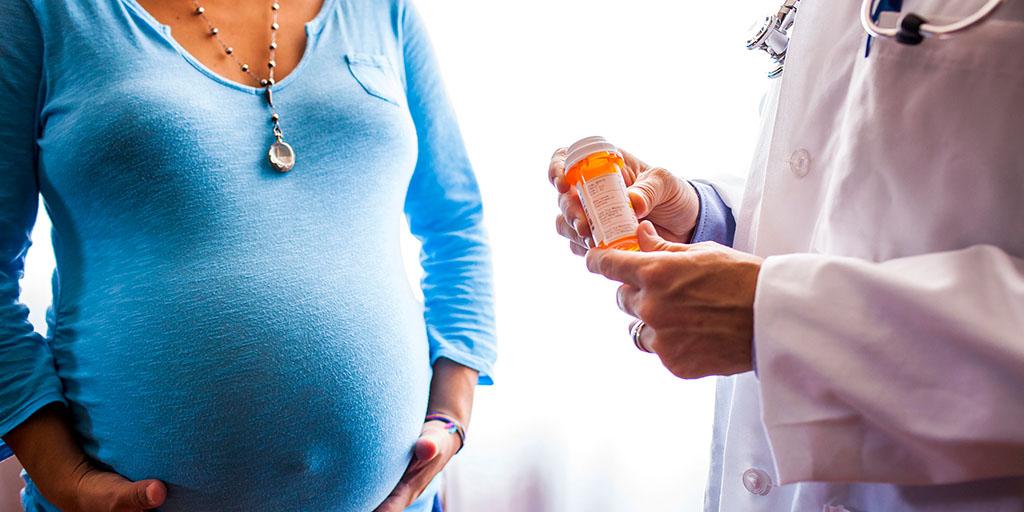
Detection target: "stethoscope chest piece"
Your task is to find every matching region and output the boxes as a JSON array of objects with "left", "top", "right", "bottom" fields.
[{"left": 746, "top": 0, "right": 800, "bottom": 78}]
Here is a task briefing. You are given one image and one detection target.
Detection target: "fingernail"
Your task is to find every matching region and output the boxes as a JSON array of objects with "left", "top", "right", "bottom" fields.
[
  {"left": 573, "top": 219, "right": 582, "bottom": 233},
  {"left": 144, "top": 482, "right": 165, "bottom": 506}
]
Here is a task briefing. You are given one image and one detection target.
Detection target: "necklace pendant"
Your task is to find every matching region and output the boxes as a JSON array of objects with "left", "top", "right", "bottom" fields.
[{"left": 268, "top": 138, "right": 296, "bottom": 172}]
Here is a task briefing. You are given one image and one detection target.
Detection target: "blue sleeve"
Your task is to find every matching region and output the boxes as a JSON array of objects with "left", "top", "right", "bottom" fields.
[
  {"left": 0, "top": 0, "right": 67, "bottom": 441},
  {"left": 399, "top": 1, "right": 497, "bottom": 385},
  {"left": 687, "top": 180, "right": 736, "bottom": 247}
]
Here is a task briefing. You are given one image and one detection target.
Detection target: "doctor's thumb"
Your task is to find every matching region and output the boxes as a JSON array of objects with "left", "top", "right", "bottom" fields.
[
  {"left": 637, "top": 221, "right": 685, "bottom": 253},
  {"left": 627, "top": 167, "right": 675, "bottom": 219}
]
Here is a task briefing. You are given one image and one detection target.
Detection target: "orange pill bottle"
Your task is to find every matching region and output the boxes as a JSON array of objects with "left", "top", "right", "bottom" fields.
[{"left": 564, "top": 136, "right": 640, "bottom": 251}]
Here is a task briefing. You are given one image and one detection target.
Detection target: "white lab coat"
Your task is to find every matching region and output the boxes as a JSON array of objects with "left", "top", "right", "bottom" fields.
[{"left": 703, "top": 0, "right": 1024, "bottom": 510}]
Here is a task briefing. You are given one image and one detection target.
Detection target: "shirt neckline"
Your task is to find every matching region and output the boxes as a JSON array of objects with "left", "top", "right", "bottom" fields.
[{"left": 119, "top": 0, "right": 339, "bottom": 95}]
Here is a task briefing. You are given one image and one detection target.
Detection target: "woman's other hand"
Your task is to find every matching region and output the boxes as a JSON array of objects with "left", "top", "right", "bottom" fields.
[
  {"left": 2, "top": 404, "right": 166, "bottom": 512},
  {"left": 374, "top": 358, "right": 477, "bottom": 511},
  {"left": 373, "top": 420, "right": 462, "bottom": 511},
  {"left": 549, "top": 146, "right": 701, "bottom": 256}
]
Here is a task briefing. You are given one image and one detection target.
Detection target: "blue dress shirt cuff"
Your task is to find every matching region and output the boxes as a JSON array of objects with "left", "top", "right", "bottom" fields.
[{"left": 687, "top": 180, "right": 737, "bottom": 247}]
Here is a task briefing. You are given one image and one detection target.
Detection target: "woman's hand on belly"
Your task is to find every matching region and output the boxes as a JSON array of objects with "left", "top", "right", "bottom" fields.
[
  {"left": 374, "top": 358, "right": 478, "bottom": 512},
  {"left": 2, "top": 404, "right": 167, "bottom": 512}
]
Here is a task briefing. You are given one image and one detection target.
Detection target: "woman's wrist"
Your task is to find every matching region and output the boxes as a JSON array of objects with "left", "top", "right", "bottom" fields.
[
  {"left": 426, "top": 358, "right": 477, "bottom": 433},
  {"left": 424, "top": 412, "right": 467, "bottom": 453},
  {"left": 3, "top": 404, "right": 90, "bottom": 508}
]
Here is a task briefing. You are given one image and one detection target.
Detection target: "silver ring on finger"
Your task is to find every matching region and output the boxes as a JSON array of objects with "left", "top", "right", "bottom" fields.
[{"left": 629, "top": 319, "right": 653, "bottom": 353}]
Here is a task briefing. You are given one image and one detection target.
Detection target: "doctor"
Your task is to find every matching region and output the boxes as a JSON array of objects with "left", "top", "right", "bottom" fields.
[{"left": 549, "top": 0, "right": 1024, "bottom": 510}]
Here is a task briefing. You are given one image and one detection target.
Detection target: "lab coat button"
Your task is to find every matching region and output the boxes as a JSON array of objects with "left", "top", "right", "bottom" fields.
[
  {"left": 789, "top": 148, "right": 811, "bottom": 178},
  {"left": 742, "top": 468, "right": 773, "bottom": 495}
]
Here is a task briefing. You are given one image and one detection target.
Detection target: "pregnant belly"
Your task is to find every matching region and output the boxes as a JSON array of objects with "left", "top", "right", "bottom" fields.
[{"left": 53, "top": 273, "right": 431, "bottom": 512}]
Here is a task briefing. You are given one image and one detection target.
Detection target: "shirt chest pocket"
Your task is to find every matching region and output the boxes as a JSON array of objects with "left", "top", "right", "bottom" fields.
[{"left": 345, "top": 53, "right": 404, "bottom": 107}]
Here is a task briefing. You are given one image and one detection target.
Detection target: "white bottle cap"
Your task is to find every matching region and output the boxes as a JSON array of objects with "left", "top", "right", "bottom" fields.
[{"left": 565, "top": 136, "right": 621, "bottom": 173}]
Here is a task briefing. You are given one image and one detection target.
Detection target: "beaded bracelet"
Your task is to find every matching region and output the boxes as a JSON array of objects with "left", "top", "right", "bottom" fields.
[{"left": 425, "top": 412, "right": 467, "bottom": 454}]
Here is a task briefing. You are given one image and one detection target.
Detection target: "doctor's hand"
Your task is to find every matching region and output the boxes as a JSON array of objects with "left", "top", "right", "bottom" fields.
[
  {"left": 549, "top": 146, "right": 700, "bottom": 256},
  {"left": 587, "top": 221, "right": 763, "bottom": 378}
]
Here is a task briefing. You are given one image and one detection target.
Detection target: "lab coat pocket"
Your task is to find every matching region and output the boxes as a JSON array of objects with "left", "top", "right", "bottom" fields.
[
  {"left": 821, "top": 15, "right": 1024, "bottom": 259},
  {"left": 345, "top": 53, "right": 404, "bottom": 107}
]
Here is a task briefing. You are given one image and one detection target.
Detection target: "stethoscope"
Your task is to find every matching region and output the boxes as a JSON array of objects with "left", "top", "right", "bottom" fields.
[{"left": 746, "top": 0, "right": 1008, "bottom": 78}]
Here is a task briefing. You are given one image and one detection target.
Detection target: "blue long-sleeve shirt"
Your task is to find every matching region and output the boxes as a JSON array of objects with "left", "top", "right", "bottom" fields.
[{"left": 0, "top": 0, "right": 494, "bottom": 510}]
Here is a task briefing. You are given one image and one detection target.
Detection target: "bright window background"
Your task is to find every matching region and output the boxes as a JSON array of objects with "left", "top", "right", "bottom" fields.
[
  {"left": 419, "top": 1, "right": 770, "bottom": 510},
  {"left": 6, "top": 1, "right": 771, "bottom": 510}
]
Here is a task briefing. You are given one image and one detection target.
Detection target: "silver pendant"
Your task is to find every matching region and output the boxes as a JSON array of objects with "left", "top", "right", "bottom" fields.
[{"left": 268, "top": 139, "right": 295, "bottom": 172}]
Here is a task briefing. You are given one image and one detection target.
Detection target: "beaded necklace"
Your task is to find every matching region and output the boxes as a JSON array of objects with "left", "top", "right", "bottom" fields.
[{"left": 192, "top": 0, "right": 296, "bottom": 172}]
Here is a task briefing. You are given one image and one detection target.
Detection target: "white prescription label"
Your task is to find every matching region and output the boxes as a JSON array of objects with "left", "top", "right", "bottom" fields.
[{"left": 577, "top": 173, "right": 638, "bottom": 246}]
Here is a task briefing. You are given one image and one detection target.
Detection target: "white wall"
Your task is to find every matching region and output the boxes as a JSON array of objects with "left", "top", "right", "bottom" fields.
[{"left": 4, "top": 0, "right": 771, "bottom": 510}]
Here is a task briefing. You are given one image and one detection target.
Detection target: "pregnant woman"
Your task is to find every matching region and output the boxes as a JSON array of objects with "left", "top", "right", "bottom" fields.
[{"left": 0, "top": 0, "right": 496, "bottom": 510}]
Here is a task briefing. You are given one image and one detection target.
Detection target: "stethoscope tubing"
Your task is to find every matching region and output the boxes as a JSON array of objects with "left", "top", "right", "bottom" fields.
[{"left": 860, "top": 0, "right": 1006, "bottom": 40}]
